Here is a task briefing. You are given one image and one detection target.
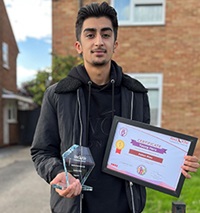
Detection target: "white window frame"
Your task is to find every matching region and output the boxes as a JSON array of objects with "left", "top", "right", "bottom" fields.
[
  {"left": 127, "top": 73, "right": 163, "bottom": 127},
  {"left": 7, "top": 100, "right": 17, "bottom": 123},
  {"left": 2, "top": 42, "right": 9, "bottom": 69},
  {"left": 111, "top": 0, "right": 166, "bottom": 26}
]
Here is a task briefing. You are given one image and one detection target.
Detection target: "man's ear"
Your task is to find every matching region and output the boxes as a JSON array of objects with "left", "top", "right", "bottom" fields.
[
  {"left": 75, "top": 41, "right": 82, "bottom": 54},
  {"left": 113, "top": 40, "right": 118, "bottom": 53}
]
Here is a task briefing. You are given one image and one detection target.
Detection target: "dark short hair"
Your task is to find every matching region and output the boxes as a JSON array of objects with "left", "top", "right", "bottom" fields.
[{"left": 75, "top": 2, "right": 118, "bottom": 42}]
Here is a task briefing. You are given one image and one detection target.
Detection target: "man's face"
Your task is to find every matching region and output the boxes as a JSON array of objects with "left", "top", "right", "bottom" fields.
[{"left": 75, "top": 17, "right": 118, "bottom": 67}]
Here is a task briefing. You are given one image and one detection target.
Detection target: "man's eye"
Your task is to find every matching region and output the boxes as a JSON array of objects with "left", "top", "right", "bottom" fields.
[
  {"left": 86, "top": 34, "right": 95, "bottom": 38},
  {"left": 102, "top": 34, "right": 110, "bottom": 38}
]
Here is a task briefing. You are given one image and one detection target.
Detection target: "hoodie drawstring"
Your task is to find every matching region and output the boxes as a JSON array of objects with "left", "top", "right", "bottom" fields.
[
  {"left": 111, "top": 79, "right": 115, "bottom": 119},
  {"left": 86, "top": 81, "right": 92, "bottom": 145}
]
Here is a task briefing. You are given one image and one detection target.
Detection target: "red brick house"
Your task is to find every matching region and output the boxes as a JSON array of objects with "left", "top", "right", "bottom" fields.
[
  {"left": 52, "top": 0, "right": 200, "bottom": 156},
  {"left": 0, "top": 0, "right": 33, "bottom": 146}
]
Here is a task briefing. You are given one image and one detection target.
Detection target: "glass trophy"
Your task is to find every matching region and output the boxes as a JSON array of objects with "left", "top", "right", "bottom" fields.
[{"left": 53, "top": 144, "right": 95, "bottom": 191}]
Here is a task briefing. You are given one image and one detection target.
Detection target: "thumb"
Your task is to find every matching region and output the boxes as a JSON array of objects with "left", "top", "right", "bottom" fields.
[{"left": 50, "top": 171, "right": 65, "bottom": 185}]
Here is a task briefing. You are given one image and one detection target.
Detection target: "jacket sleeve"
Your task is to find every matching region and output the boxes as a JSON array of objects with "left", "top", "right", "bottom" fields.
[{"left": 30, "top": 86, "right": 64, "bottom": 183}]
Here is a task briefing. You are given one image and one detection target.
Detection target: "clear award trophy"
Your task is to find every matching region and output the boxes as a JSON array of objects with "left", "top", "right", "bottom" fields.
[{"left": 53, "top": 144, "right": 95, "bottom": 191}]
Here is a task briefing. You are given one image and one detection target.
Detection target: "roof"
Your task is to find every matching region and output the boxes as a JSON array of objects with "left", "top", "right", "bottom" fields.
[{"left": 2, "top": 88, "right": 33, "bottom": 104}]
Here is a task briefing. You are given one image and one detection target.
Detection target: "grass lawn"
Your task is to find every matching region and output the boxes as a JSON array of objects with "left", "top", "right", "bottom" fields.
[{"left": 143, "top": 169, "right": 200, "bottom": 213}]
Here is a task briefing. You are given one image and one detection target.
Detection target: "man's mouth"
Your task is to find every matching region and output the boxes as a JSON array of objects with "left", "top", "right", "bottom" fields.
[{"left": 91, "top": 49, "right": 107, "bottom": 54}]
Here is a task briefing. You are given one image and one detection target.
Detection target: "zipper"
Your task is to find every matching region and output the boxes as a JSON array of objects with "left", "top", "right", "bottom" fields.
[
  {"left": 129, "top": 182, "right": 136, "bottom": 213},
  {"left": 77, "top": 89, "right": 83, "bottom": 213},
  {"left": 80, "top": 193, "right": 84, "bottom": 213},
  {"left": 130, "top": 91, "right": 134, "bottom": 120},
  {"left": 77, "top": 89, "right": 83, "bottom": 146},
  {"left": 129, "top": 92, "right": 135, "bottom": 213}
]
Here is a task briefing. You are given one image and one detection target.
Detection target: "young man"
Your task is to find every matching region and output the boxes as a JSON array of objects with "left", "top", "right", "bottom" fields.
[{"left": 31, "top": 2, "right": 200, "bottom": 213}]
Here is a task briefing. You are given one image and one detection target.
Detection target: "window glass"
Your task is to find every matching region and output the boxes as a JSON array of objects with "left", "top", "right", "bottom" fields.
[
  {"left": 147, "top": 89, "right": 159, "bottom": 126},
  {"left": 134, "top": 4, "right": 163, "bottom": 22},
  {"left": 113, "top": 0, "right": 131, "bottom": 21},
  {"left": 111, "top": 0, "right": 165, "bottom": 25},
  {"left": 2, "top": 42, "right": 9, "bottom": 69},
  {"left": 7, "top": 101, "right": 17, "bottom": 122},
  {"left": 127, "top": 73, "right": 163, "bottom": 127}
]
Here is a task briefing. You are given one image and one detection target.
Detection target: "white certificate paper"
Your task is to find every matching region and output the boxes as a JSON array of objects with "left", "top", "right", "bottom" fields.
[{"left": 103, "top": 116, "right": 197, "bottom": 197}]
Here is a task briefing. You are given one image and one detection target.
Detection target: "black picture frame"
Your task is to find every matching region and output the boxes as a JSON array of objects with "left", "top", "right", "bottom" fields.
[{"left": 102, "top": 116, "right": 198, "bottom": 197}]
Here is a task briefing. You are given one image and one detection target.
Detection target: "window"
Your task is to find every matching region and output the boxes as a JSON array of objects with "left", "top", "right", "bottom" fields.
[
  {"left": 127, "top": 73, "right": 163, "bottom": 126},
  {"left": 2, "top": 42, "right": 9, "bottom": 69},
  {"left": 111, "top": 0, "right": 165, "bottom": 26},
  {"left": 7, "top": 101, "right": 17, "bottom": 123}
]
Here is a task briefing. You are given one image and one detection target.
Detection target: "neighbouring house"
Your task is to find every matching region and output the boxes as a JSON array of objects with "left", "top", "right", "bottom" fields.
[
  {"left": 0, "top": 0, "right": 34, "bottom": 146},
  {"left": 52, "top": 0, "right": 200, "bottom": 156}
]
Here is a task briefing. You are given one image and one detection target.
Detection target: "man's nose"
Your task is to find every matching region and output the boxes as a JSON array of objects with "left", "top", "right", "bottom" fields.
[{"left": 94, "top": 34, "right": 103, "bottom": 46}]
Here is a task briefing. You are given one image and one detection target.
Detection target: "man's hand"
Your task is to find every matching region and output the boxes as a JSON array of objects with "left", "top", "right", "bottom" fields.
[
  {"left": 181, "top": 155, "right": 200, "bottom": 179},
  {"left": 50, "top": 172, "right": 82, "bottom": 198}
]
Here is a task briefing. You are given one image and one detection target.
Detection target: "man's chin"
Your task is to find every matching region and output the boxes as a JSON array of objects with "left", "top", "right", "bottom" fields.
[{"left": 92, "top": 60, "right": 108, "bottom": 66}]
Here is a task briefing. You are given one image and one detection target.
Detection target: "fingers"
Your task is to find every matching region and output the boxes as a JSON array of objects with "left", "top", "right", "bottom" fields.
[
  {"left": 181, "top": 169, "right": 191, "bottom": 179},
  {"left": 56, "top": 179, "right": 82, "bottom": 198},
  {"left": 184, "top": 155, "right": 199, "bottom": 163},
  {"left": 181, "top": 155, "right": 200, "bottom": 179},
  {"left": 181, "top": 163, "right": 199, "bottom": 173},
  {"left": 183, "top": 156, "right": 200, "bottom": 171},
  {"left": 50, "top": 172, "right": 82, "bottom": 198},
  {"left": 65, "top": 179, "right": 82, "bottom": 198}
]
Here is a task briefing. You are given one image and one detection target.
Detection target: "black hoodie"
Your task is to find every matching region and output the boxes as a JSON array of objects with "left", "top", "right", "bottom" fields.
[
  {"left": 31, "top": 59, "right": 149, "bottom": 213},
  {"left": 68, "top": 61, "right": 131, "bottom": 213}
]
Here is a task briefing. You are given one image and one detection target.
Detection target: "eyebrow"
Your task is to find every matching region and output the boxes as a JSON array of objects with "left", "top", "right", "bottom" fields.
[{"left": 83, "top": 27, "right": 113, "bottom": 33}]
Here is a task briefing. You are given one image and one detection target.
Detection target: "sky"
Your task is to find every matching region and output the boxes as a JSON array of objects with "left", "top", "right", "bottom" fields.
[{"left": 5, "top": 0, "right": 52, "bottom": 87}]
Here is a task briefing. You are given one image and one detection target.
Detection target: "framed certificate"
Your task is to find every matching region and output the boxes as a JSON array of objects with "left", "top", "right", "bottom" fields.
[{"left": 102, "top": 116, "right": 198, "bottom": 197}]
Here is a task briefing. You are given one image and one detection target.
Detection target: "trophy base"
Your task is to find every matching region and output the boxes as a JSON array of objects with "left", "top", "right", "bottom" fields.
[
  {"left": 52, "top": 183, "right": 67, "bottom": 190},
  {"left": 82, "top": 185, "right": 93, "bottom": 191},
  {"left": 52, "top": 183, "right": 93, "bottom": 191}
]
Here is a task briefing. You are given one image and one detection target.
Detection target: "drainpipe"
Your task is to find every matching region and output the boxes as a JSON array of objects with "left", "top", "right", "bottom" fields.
[{"left": 78, "top": 0, "right": 83, "bottom": 8}]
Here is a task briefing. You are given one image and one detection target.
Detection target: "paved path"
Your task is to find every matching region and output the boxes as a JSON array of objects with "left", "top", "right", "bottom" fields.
[{"left": 0, "top": 145, "right": 50, "bottom": 213}]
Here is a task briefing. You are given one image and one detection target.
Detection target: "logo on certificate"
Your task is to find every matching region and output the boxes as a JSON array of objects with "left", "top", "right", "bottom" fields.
[
  {"left": 137, "top": 165, "right": 147, "bottom": 175},
  {"left": 119, "top": 128, "right": 128, "bottom": 137},
  {"left": 115, "top": 140, "right": 125, "bottom": 154}
]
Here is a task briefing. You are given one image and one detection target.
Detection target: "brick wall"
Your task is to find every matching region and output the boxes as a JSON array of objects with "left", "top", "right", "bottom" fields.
[
  {"left": 0, "top": 1, "right": 3, "bottom": 146},
  {"left": 0, "top": 0, "right": 19, "bottom": 146},
  {"left": 114, "top": 0, "right": 200, "bottom": 138},
  {"left": 52, "top": 0, "right": 79, "bottom": 56},
  {"left": 0, "top": 0, "right": 18, "bottom": 93},
  {"left": 52, "top": 0, "right": 200, "bottom": 155}
]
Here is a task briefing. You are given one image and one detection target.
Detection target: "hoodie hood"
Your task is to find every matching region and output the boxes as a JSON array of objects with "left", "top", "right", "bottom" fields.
[
  {"left": 55, "top": 60, "right": 147, "bottom": 93},
  {"left": 68, "top": 64, "right": 91, "bottom": 85},
  {"left": 67, "top": 60, "right": 123, "bottom": 87}
]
